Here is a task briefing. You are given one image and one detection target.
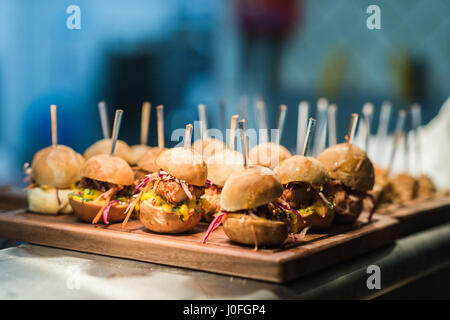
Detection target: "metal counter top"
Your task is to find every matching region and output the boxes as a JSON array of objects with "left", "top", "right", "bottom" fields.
[{"left": 1, "top": 222, "right": 450, "bottom": 299}]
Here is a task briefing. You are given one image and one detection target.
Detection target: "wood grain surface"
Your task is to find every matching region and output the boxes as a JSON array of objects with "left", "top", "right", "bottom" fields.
[{"left": 0, "top": 207, "right": 399, "bottom": 283}]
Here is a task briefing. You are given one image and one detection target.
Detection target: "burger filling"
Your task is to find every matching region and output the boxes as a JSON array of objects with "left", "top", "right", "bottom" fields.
[
  {"left": 323, "top": 180, "right": 375, "bottom": 223},
  {"left": 125, "top": 170, "right": 209, "bottom": 224},
  {"left": 281, "top": 182, "right": 334, "bottom": 221},
  {"left": 68, "top": 177, "right": 133, "bottom": 224}
]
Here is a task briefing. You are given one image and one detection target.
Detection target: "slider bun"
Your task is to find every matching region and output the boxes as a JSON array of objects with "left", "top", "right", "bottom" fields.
[
  {"left": 31, "top": 145, "right": 84, "bottom": 188},
  {"left": 221, "top": 165, "right": 283, "bottom": 212},
  {"left": 139, "top": 200, "right": 201, "bottom": 233},
  {"left": 156, "top": 147, "right": 207, "bottom": 186},
  {"left": 317, "top": 143, "right": 375, "bottom": 192},
  {"left": 69, "top": 197, "right": 128, "bottom": 223},
  {"left": 205, "top": 150, "right": 244, "bottom": 187},
  {"left": 81, "top": 154, "right": 134, "bottom": 186},
  {"left": 84, "top": 139, "right": 133, "bottom": 164},
  {"left": 192, "top": 138, "right": 226, "bottom": 159},
  {"left": 130, "top": 144, "right": 152, "bottom": 165},
  {"left": 137, "top": 147, "right": 166, "bottom": 173},
  {"left": 223, "top": 213, "right": 288, "bottom": 246},
  {"left": 27, "top": 187, "right": 74, "bottom": 215},
  {"left": 274, "top": 155, "right": 329, "bottom": 187},
  {"left": 249, "top": 142, "right": 292, "bottom": 169}
]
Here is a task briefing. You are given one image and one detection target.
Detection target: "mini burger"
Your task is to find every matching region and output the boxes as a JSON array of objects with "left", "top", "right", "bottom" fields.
[
  {"left": 203, "top": 149, "right": 243, "bottom": 222},
  {"left": 388, "top": 172, "right": 417, "bottom": 204},
  {"left": 25, "top": 145, "right": 84, "bottom": 214},
  {"left": 274, "top": 155, "right": 335, "bottom": 231},
  {"left": 203, "top": 165, "right": 299, "bottom": 248},
  {"left": 131, "top": 147, "right": 209, "bottom": 233},
  {"left": 68, "top": 154, "right": 135, "bottom": 224},
  {"left": 84, "top": 138, "right": 133, "bottom": 164},
  {"left": 249, "top": 142, "right": 291, "bottom": 169},
  {"left": 317, "top": 143, "right": 375, "bottom": 224}
]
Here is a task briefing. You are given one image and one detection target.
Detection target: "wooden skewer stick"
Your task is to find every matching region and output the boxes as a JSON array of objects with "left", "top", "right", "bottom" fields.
[
  {"left": 327, "top": 104, "right": 337, "bottom": 147},
  {"left": 98, "top": 101, "right": 110, "bottom": 139},
  {"left": 375, "top": 101, "right": 391, "bottom": 165},
  {"left": 229, "top": 115, "right": 239, "bottom": 151},
  {"left": 156, "top": 105, "right": 164, "bottom": 149},
  {"left": 346, "top": 113, "right": 359, "bottom": 144},
  {"left": 198, "top": 104, "right": 208, "bottom": 140},
  {"left": 411, "top": 103, "right": 422, "bottom": 175},
  {"left": 276, "top": 104, "right": 287, "bottom": 145},
  {"left": 255, "top": 98, "right": 268, "bottom": 142},
  {"left": 302, "top": 118, "right": 316, "bottom": 156},
  {"left": 296, "top": 101, "right": 309, "bottom": 155},
  {"left": 362, "top": 102, "right": 374, "bottom": 153},
  {"left": 50, "top": 104, "right": 57, "bottom": 147},
  {"left": 184, "top": 124, "right": 193, "bottom": 149},
  {"left": 140, "top": 102, "right": 151, "bottom": 145},
  {"left": 388, "top": 109, "right": 406, "bottom": 173},
  {"left": 313, "top": 98, "right": 328, "bottom": 156},
  {"left": 110, "top": 109, "right": 124, "bottom": 155},
  {"left": 219, "top": 98, "right": 227, "bottom": 133},
  {"left": 238, "top": 119, "right": 248, "bottom": 168}
]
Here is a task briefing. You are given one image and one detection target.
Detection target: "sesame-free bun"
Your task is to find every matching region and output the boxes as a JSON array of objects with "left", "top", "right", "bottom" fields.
[
  {"left": 192, "top": 138, "right": 226, "bottom": 159},
  {"left": 136, "top": 147, "right": 166, "bottom": 173},
  {"left": 274, "top": 155, "right": 329, "bottom": 187},
  {"left": 221, "top": 165, "right": 283, "bottom": 212},
  {"left": 206, "top": 150, "right": 244, "bottom": 187},
  {"left": 27, "top": 187, "right": 74, "bottom": 215},
  {"left": 69, "top": 197, "right": 128, "bottom": 223},
  {"left": 139, "top": 200, "right": 202, "bottom": 233},
  {"left": 222, "top": 213, "right": 288, "bottom": 246},
  {"left": 84, "top": 139, "right": 133, "bottom": 164},
  {"left": 31, "top": 145, "right": 84, "bottom": 188},
  {"left": 130, "top": 144, "right": 152, "bottom": 165},
  {"left": 317, "top": 143, "right": 375, "bottom": 192},
  {"left": 81, "top": 154, "right": 134, "bottom": 186},
  {"left": 156, "top": 147, "right": 207, "bottom": 186},
  {"left": 249, "top": 142, "right": 292, "bottom": 169}
]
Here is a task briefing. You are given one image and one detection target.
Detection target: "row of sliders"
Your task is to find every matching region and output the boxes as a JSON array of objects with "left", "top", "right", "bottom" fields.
[{"left": 25, "top": 104, "right": 376, "bottom": 249}]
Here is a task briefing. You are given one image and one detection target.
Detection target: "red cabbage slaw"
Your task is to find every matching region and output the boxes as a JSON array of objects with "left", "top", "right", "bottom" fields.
[
  {"left": 102, "top": 200, "right": 119, "bottom": 224},
  {"left": 202, "top": 211, "right": 228, "bottom": 244}
]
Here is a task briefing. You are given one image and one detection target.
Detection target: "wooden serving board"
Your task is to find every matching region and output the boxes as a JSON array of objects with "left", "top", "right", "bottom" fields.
[
  {"left": 0, "top": 208, "right": 398, "bottom": 283},
  {"left": 375, "top": 195, "right": 450, "bottom": 236}
]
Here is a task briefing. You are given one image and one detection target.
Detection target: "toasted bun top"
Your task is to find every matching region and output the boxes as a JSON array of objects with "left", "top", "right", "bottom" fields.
[
  {"left": 249, "top": 142, "right": 292, "bottom": 169},
  {"left": 274, "top": 155, "right": 329, "bottom": 187},
  {"left": 84, "top": 139, "right": 132, "bottom": 164},
  {"left": 221, "top": 165, "right": 283, "bottom": 212},
  {"left": 81, "top": 154, "right": 134, "bottom": 186},
  {"left": 206, "top": 150, "right": 244, "bottom": 187},
  {"left": 137, "top": 147, "right": 166, "bottom": 173},
  {"left": 192, "top": 138, "right": 226, "bottom": 159},
  {"left": 31, "top": 145, "right": 85, "bottom": 188},
  {"left": 317, "top": 143, "right": 374, "bottom": 192},
  {"left": 156, "top": 147, "right": 207, "bottom": 186},
  {"left": 130, "top": 144, "right": 152, "bottom": 165}
]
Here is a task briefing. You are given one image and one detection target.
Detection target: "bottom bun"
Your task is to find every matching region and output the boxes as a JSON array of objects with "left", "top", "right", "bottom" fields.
[
  {"left": 69, "top": 197, "right": 128, "bottom": 223},
  {"left": 139, "top": 200, "right": 202, "bottom": 233},
  {"left": 27, "top": 187, "right": 74, "bottom": 215},
  {"left": 222, "top": 213, "right": 288, "bottom": 246}
]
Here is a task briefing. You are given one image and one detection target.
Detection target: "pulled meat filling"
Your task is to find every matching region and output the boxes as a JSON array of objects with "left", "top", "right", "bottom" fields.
[
  {"left": 323, "top": 180, "right": 364, "bottom": 222},
  {"left": 281, "top": 182, "right": 316, "bottom": 210}
]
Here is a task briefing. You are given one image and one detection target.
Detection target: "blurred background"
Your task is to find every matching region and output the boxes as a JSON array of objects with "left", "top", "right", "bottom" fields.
[{"left": 0, "top": 0, "right": 449, "bottom": 186}]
